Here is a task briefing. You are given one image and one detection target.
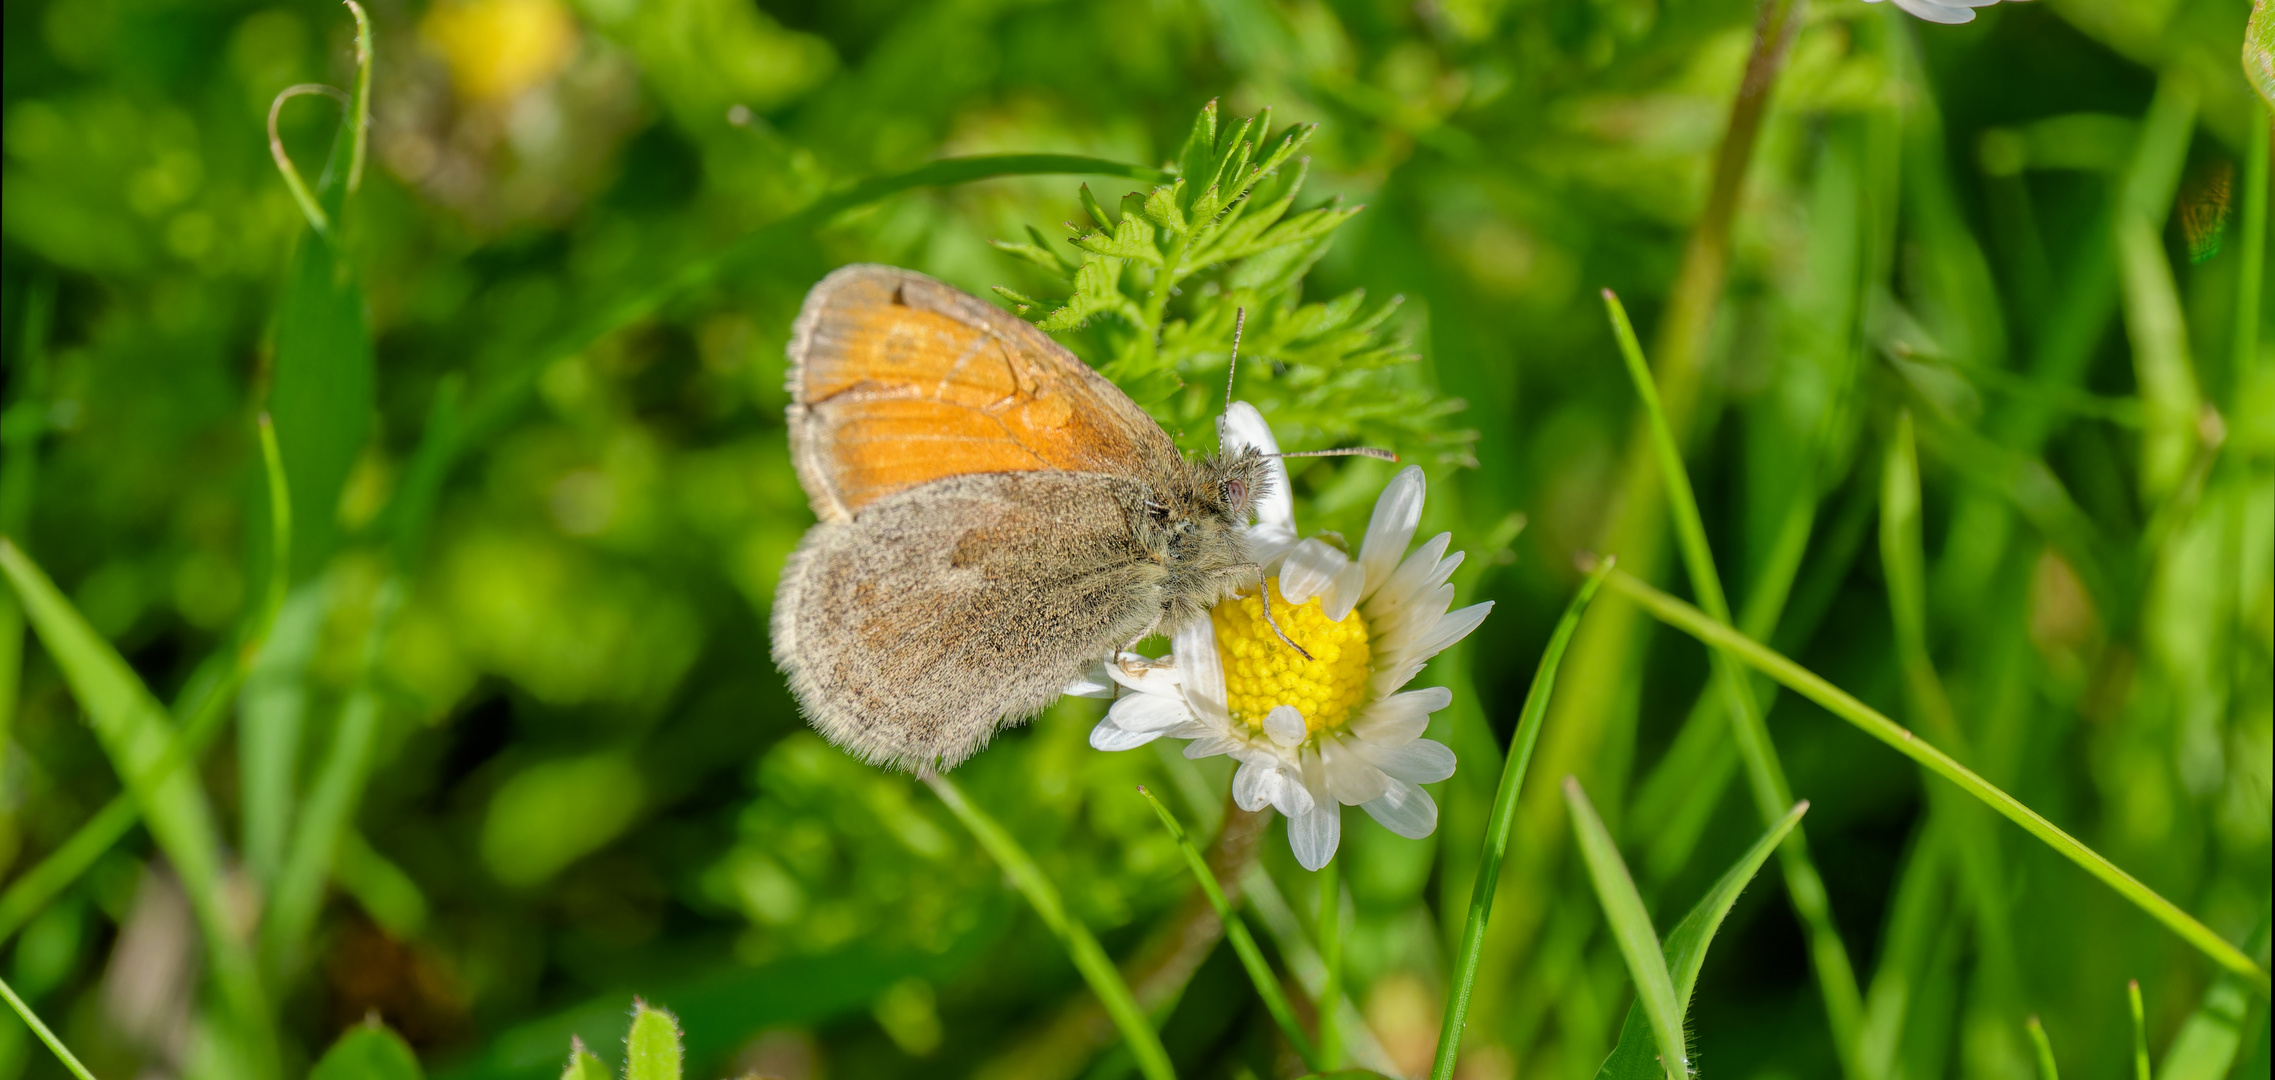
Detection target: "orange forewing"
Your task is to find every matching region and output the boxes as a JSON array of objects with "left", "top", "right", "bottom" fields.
[{"left": 786, "top": 265, "right": 1175, "bottom": 520}]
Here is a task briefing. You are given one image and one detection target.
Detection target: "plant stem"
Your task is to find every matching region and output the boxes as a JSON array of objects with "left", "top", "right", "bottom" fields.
[
  {"left": 1138, "top": 787, "right": 1319, "bottom": 1069},
  {"left": 1318, "top": 855, "right": 1342, "bottom": 1069},
  {"left": 928, "top": 774, "right": 1178, "bottom": 1080},
  {"left": 1430, "top": 557, "right": 1614, "bottom": 1080},
  {"left": 1604, "top": 567, "right": 2270, "bottom": 995}
]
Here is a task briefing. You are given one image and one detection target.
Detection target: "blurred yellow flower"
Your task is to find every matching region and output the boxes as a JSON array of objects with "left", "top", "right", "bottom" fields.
[{"left": 421, "top": 0, "right": 578, "bottom": 102}]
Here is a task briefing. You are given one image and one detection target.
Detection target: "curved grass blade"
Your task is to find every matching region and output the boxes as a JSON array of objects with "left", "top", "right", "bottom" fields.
[
  {"left": 1597, "top": 800, "right": 1809, "bottom": 1078},
  {"left": 0, "top": 413, "right": 291, "bottom": 944},
  {"left": 0, "top": 540, "right": 280, "bottom": 1076},
  {"left": 1431, "top": 556, "right": 1613, "bottom": 1080},
  {"left": 1138, "top": 785, "right": 1320, "bottom": 1069},
  {"left": 1604, "top": 569, "right": 2270, "bottom": 994},
  {"left": 0, "top": 972, "right": 97, "bottom": 1080},
  {"left": 927, "top": 774, "right": 1177, "bottom": 1080},
  {"left": 1602, "top": 288, "right": 1867, "bottom": 1067},
  {"left": 1564, "top": 777, "right": 1686, "bottom": 1080}
]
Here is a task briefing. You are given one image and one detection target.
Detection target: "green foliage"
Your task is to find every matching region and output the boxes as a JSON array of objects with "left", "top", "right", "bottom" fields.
[
  {"left": 1563, "top": 777, "right": 1687, "bottom": 1080},
  {"left": 1, "top": 1, "right": 2269, "bottom": 1079},
  {"left": 1595, "top": 802, "right": 1810, "bottom": 1080},
  {"left": 994, "top": 102, "right": 1471, "bottom": 462},
  {"left": 311, "top": 1021, "right": 425, "bottom": 1080},
  {"left": 557, "top": 1041, "right": 609, "bottom": 1080},
  {"left": 624, "top": 1001, "right": 684, "bottom": 1080}
]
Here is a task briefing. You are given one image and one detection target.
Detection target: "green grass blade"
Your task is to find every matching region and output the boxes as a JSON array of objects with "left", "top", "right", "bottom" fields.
[
  {"left": 264, "top": 582, "right": 403, "bottom": 978},
  {"left": 560, "top": 1039, "right": 609, "bottom": 1080},
  {"left": 310, "top": 1019, "right": 424, "bottom": 1080},
  {"left": 0, "top": 540, "right": 280, "bottom": 1075},
  {"left": 625, "top": 1000, "right": 683, "bottom": 1080},
  {"left": 1431, "top": 556, "right": 1613, "bottom": 1080},
  {"left": 2157, "top": 954, "right": 2258, "bottom": 1080},
  {"left": 0, "top": 972, "right": 97, "bottom": 1080},
  {"left": 2027, "top": 1016, "right": 2059, "bottom": 1080},
  {"left": 1665, "top": 800, "right": 1810, "bottom": 1004},
  {"left": 1598, "top": 801, "right": 1808, "bottom": 1079},
  {"left": 1564, "top": 777, "right": 1686, "bottom": 1080},
  {"left": 1605, "top": 568, "right": 2271, "bottom": 994},
  {"left": 2235, "top": 112, "right": 2267, "bottom": 398},
  {"left": 1138, "top": 785, "right": 1319, "bottom": 1069},
  {"left": 0, "top": 412, "right": 290, "bottom": 944},
  {"left": 2129, "top": 980, "right": 2149, "bottom": 1080},
  {"left": 928, "top": 774, "right": 1177, "bottom": 1080},
  {"left": 1602, "top": 288, "right": 1867, "bottom": 1070}
]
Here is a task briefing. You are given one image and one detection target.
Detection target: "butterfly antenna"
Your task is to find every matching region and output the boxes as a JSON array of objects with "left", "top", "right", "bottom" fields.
[
  {"left": 1254, "top": 569, "right": 1313, "bottom": 662},
  {"left": 1225, "top": 307, "right": 1247, "bottom": 413},
  {"left": 1270, "top": 447, "right": 1400, "bottom": 462}
]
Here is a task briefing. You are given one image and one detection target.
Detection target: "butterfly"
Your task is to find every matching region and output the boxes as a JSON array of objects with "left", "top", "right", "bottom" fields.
[{"left": 771, "top": 264, "right": 1297, "bottom": 774}]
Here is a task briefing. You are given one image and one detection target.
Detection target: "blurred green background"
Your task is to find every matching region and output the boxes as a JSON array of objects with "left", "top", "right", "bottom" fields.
[{"left": 1, "top": 0, "right": 2270, "bottom": 1077}]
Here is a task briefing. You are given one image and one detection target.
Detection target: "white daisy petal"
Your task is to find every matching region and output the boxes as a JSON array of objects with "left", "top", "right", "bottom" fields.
[
  {"left": 1376, "top": 583, "right": 1457, "bottom": 652},
  {"left": 1221, "top": 402, "right": 1295, "bottom": 535},
  {"left": 1354, "top": 737, "right": 1458, "bottom": 784},
  {"left": 1361, "top": 778, "right": 1439, "bottom": 839},
  {"left": 1264, "top": 705, "right": 1308, "bottom": 748},
  {"left": 1288, "top": 803, "right": 1342, "bottom": 870},
  {"left": 1277, "top": 539, "right": 1350, "bottom": 605},
  {"left": 1321, "top": 736, "right": 1390, "bottom": 804},
  {"left": 1365, "top": 533, "right": 1455, "bottom": 619},
  {"left": 1321, "top": 559, "right": 1366, "bottom": 623},
  {"left": 1090, "top": 720, "right": 1164, "bottom": 751},
  {"left": 1183, "top": 734, "right": 1247, "bottom": 760},
  {"left": 1062, "top": 657, "right": 1117, "bottom": 698},
  {"left": 1409, "top": 601, "right": 1495, "bottom": 662},
  {"left": 1350, "top": 686, "right": 1452, "bottom": 746},
  {"left": 1174, "top": 617, "right": 1231, "bottom": 726},
  {"left": 1107, "top": 691, "right": 1197, "bottom": 733},
  {"left": 1107, "top": 652, "right": 1180, "bottom": 694},
  {"left": 1892, "top": 0, "right": 1981, "bottom": 20},
  {"left": 1233, "top": 760, "right": 1278, "bottom": 812},
  {"left": 1357, "top": 466, "right": 1426, "bottom": 602},
  {"left": 1365, "top": 654, "right": 1419, "bottom": 695}
]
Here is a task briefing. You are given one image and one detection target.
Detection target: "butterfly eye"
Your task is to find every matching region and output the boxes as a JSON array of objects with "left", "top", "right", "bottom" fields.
[{"left": 1223, "top": 479, "right": 1248, "bottom": 510}]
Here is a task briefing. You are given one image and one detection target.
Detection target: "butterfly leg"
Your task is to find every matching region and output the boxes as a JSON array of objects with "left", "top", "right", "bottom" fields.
[{"left": 1243, "top": 564, "right": 1314, "bottom": 662}]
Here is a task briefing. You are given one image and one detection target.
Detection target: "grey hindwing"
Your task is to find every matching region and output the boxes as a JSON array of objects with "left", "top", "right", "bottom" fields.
[{"left": 770, "top": 472, "right": 1166, "bottom": 772}]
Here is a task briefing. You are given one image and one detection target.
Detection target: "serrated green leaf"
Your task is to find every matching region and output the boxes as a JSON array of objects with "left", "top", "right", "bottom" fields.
[
  {"left": 1078, "top": 183, "right": 1117, "bottom": 231},
  {"left": 310, "top": 1022, "right": 423, "bottom": 1080},
  {"left": 625, "top": 1000, "right": 683, "bottom": 1080},
  {"left": 1175, "top": 98, "right": 1220, "bottom": 184}
]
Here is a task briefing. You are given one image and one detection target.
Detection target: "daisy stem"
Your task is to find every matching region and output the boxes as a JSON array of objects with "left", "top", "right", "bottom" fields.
[
  {"left": 1602, "top": 568, "right": 2270, "bottom": 996},
  {"left": 0, "top": 973, "right": 98, "bottom": 1080},
  {"left": 925, "top": 774, "right": 1179, "bottom": 1080},
  {"left": 1430, "top": 555, "right": 1615, "bottom": 1080},
  {"left": 1318, "top": 856, "right": 1342, "bottom": 1069},
  {"left": 1136, "top": 786, "right": 1321, "bottom": 1070}
]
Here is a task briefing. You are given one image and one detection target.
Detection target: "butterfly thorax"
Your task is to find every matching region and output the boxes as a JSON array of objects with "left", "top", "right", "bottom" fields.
[{"left": 1129, "top": 448, "right": 1274, "bottom": 634}]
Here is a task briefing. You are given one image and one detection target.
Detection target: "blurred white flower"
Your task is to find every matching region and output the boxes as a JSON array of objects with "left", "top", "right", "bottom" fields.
[
  {"left": 1083, "top": 404, "right": 1490, "bottom": 870},
  {"left": 1865, "top": 0, "right": 2020, "bottom": 25}
]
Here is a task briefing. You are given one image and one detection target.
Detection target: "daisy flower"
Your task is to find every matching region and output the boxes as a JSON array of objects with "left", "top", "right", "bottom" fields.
[{"left": 1084, "top": 403, "right": 1491, "bottom": 870}]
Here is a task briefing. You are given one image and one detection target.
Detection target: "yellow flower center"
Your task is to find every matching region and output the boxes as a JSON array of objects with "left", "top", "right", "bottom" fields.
[{"left": 1213, "top": 577, "right": 1373, "bottom": 736}]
